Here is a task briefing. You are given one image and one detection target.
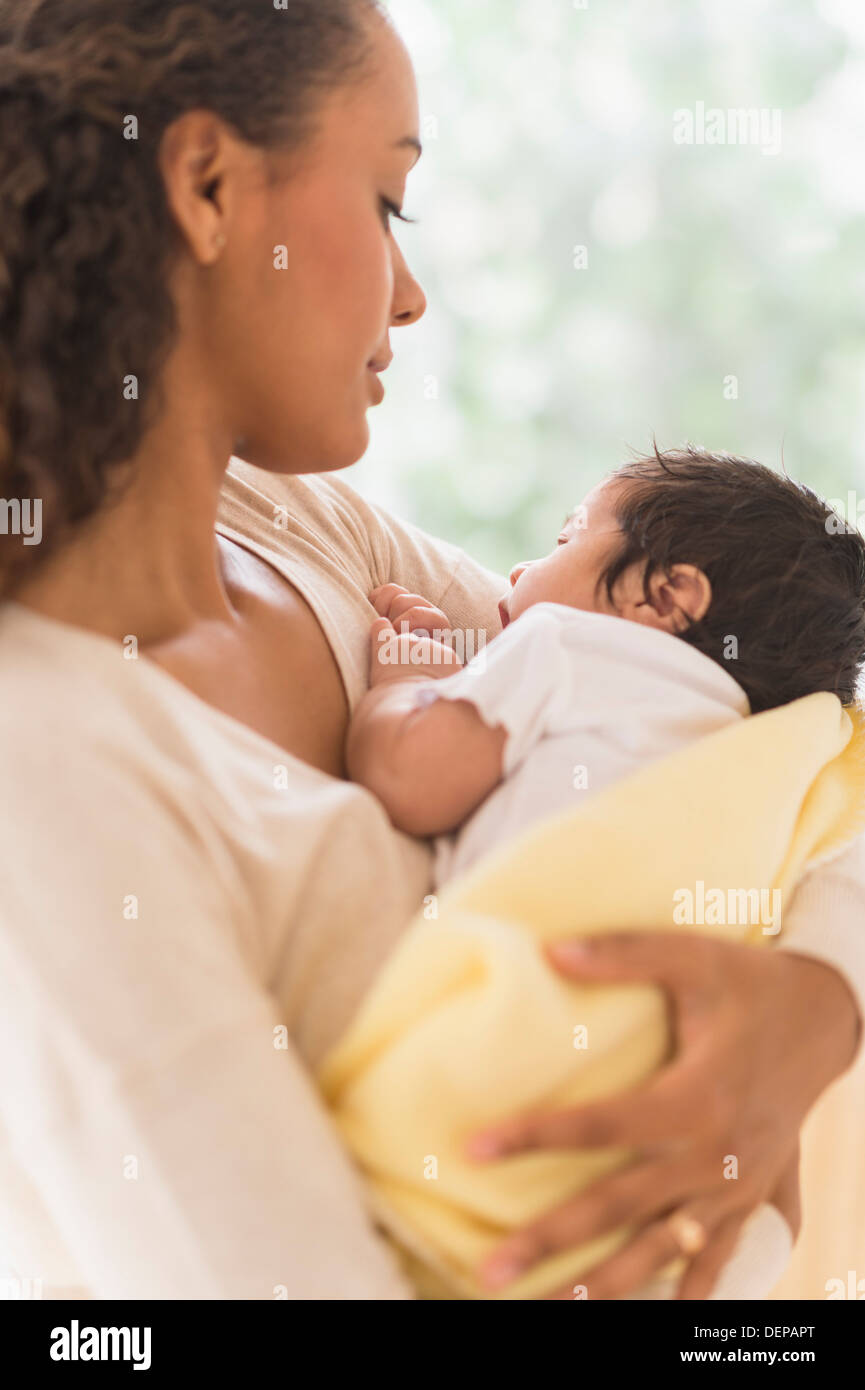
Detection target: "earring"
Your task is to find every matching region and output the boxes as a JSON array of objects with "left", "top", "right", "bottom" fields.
[{"left": 213, "top": 232, "right": 226, "bottom": 253}]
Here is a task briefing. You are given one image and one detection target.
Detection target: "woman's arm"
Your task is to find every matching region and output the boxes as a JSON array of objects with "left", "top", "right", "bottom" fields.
[{"left": 774, "top": 835, "right": 865, "bottom": 1061}]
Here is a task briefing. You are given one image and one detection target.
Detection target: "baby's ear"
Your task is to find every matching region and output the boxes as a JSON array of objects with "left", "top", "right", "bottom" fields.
[{"left": 651, "top": 564, "right": 712, "bottom": 631}]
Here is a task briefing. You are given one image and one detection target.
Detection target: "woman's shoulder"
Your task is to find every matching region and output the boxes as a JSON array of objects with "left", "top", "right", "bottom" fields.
[
  {"left": 0, "top": 604, "right": 199, "bottom": 845},
  {"left": 219, "top": 456, "right": 486, "bottom": 589},
  {"left": 0, "top": 599, "right": 141, "bottom": 738},
  {"left": 218, "top": 458, "right": 507, "bottom": 639}
]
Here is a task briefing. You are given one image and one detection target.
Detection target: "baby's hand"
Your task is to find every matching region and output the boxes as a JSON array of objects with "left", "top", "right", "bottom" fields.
[
  {"left": 369, "top": 583, "right": 452, "bottom": 638},
  {"left": 368, "top": 617, "right": 463, "bottom": 688}
]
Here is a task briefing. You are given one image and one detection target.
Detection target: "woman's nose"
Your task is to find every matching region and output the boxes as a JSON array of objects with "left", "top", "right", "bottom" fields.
[
  {"left": 509, "top": 562, "right": 529, "bottom": 587},
  {"left": 390, "top": 235, "right": 427, "bottom": 328}
]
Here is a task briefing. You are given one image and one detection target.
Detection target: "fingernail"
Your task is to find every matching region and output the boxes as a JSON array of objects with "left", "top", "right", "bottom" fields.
[
  {"left": 480, "top": 1255, "right": 526, "bottom": 1290},
  {"left": 548, "top": 941, "right": 594, "bottom": 967},
  {"left": 465, "top": 1133, "right": 502, "bottom": 1160}
]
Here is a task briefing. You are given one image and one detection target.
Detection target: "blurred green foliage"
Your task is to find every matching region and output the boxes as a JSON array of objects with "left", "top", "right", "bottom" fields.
[{"left": 349, "top": 0, "right": 865, "bottom": 576}]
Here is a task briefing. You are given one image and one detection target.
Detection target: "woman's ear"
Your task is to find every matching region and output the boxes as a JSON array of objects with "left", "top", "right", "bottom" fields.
[
  {"left": 644, "top": 563, "right": 712, "bottom": 632},
  {"left": 158, "top": 110, "right": 236, "bottom": 267}
]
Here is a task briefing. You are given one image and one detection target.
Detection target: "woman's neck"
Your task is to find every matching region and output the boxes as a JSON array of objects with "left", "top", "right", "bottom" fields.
[{"left": 14, "top": 410, "right": 238, "bottom": 648}]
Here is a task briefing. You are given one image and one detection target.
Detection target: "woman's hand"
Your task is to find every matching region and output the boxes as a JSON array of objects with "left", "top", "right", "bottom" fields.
[{"left": 465, "top": 932, "right": 861, "bottom": 1300}]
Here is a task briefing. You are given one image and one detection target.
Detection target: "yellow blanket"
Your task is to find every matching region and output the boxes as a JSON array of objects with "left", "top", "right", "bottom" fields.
[{"left": 318, "top": 692, "right": 865, "bottom": 1299}]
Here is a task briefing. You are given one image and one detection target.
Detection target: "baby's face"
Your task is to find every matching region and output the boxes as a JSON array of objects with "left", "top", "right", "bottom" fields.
[{"left": 499, "top": 478, "right": 625, "bottom": 629}]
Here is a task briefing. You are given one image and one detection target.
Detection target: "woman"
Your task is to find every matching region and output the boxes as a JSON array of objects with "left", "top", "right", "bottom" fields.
[{"left": 0, "top": 0, "right": 861, "bottom": 1300}]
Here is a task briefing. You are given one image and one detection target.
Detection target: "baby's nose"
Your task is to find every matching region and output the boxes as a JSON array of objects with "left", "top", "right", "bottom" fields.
[{"left": 509, "top": 562, "right": 529, "bottom": 587}]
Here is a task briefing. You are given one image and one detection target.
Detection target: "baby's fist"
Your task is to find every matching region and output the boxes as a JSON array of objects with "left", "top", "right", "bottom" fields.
[
  {"left": 368, "top": 617, "right": 462, "bottom": 687},
  {"left": 369, "top": 583, "right": 452, "bottom": 638}
]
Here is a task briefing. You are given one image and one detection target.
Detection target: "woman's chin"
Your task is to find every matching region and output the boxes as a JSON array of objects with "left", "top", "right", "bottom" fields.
[
  {"left": 329, "top": 414, "right": 372, "bottom": 470},
  {"left": 235, "top": 416, "right": 372, "bottom": 476},
  {"left": 311, "top": 395, "right": 375, "bottom": 472}
]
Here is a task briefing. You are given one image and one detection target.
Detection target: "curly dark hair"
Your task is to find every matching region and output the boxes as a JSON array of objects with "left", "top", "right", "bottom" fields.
[
  {"left": 0, "top": 0, "right": 384, "bottom": 593},
  {"left": 601, "top": 443, "right": 865, "bottom": 712}
]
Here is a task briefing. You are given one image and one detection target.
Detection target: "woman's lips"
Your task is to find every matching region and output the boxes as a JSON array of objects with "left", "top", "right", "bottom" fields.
[
  {"left": 367, "top": 365, "right": 386, "bottom": 402},
  {"left": 367, "top": 354, "right": 391, "bottom": 403},
  {"left": 498, "top": 597, "right": 511, "bottom": 629}
]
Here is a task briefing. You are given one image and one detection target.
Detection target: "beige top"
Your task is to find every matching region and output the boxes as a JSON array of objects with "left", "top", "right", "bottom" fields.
[{"left": 1, "top": 457, "right": 863, "bottom": 1300}]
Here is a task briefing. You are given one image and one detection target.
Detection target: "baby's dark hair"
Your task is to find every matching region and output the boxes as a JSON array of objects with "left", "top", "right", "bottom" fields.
[{"left": 599, "top": 443, "right": 865, "bottom": 713}]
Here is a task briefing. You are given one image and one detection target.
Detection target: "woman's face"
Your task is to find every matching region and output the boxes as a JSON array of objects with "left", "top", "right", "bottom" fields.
[{"left": 190, "top": 17, "right": 427, "bottom": 474}]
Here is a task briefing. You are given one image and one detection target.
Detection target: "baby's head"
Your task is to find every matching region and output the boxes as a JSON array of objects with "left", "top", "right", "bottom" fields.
[{"left": 500, "top": 444, "right": 865, "bottom": 713}]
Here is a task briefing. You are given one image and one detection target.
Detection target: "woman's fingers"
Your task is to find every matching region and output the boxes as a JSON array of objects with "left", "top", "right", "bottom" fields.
[
  {"left": 673, "top": 1212, "right": 746, "bottom": 1300},
  {"left": 465, "top": 939, "right": 726, "bottom": 1160},
  {"left": 478, "top": 1157, "right": 707, "bottom": 1292},
  {"left": 545, "top": 1217, "right": 685, "bottom": 1300},
  {"left": 547, "top": 932, "right": 739, "bottom": 1055},
  {"left": 542, "top": 1198, "right": 730, "bottom": 1301},
  {"left": 467, "top": 1093, "right": 649, "bottom": 1156},
  {"left": 546, "top": 931, "right": 720, "bottom": 997},
  {"left": 466, "top": 1043, "right": 721, "bottom": 1156}
]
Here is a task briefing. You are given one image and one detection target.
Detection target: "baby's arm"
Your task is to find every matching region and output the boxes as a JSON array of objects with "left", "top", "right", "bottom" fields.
[{"left": 347, "top": 617, "right": 507, "bottom": 838}]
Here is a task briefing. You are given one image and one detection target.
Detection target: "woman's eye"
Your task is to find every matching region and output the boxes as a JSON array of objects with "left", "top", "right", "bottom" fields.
[{"left": 380, "top": 197, "right": 417, "bottom": 231}]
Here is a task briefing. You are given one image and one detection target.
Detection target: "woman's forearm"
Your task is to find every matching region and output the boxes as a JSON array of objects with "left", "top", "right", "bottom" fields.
[
  {"left": 779, "top": 950, "right": 862, "bottom": 1094},
  {"left": 777, "top": 836, "right": 865, "bottom": 1077}
]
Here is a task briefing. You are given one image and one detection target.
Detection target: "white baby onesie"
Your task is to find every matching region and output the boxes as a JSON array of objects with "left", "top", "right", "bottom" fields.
[{"left": 427, "top": 601, "right": 751, "bottom": 886}]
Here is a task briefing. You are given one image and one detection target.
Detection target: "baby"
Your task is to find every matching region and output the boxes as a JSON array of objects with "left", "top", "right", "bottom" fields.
[{"left": 347, "top": 444, "right": 865, "bottom": 885}]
